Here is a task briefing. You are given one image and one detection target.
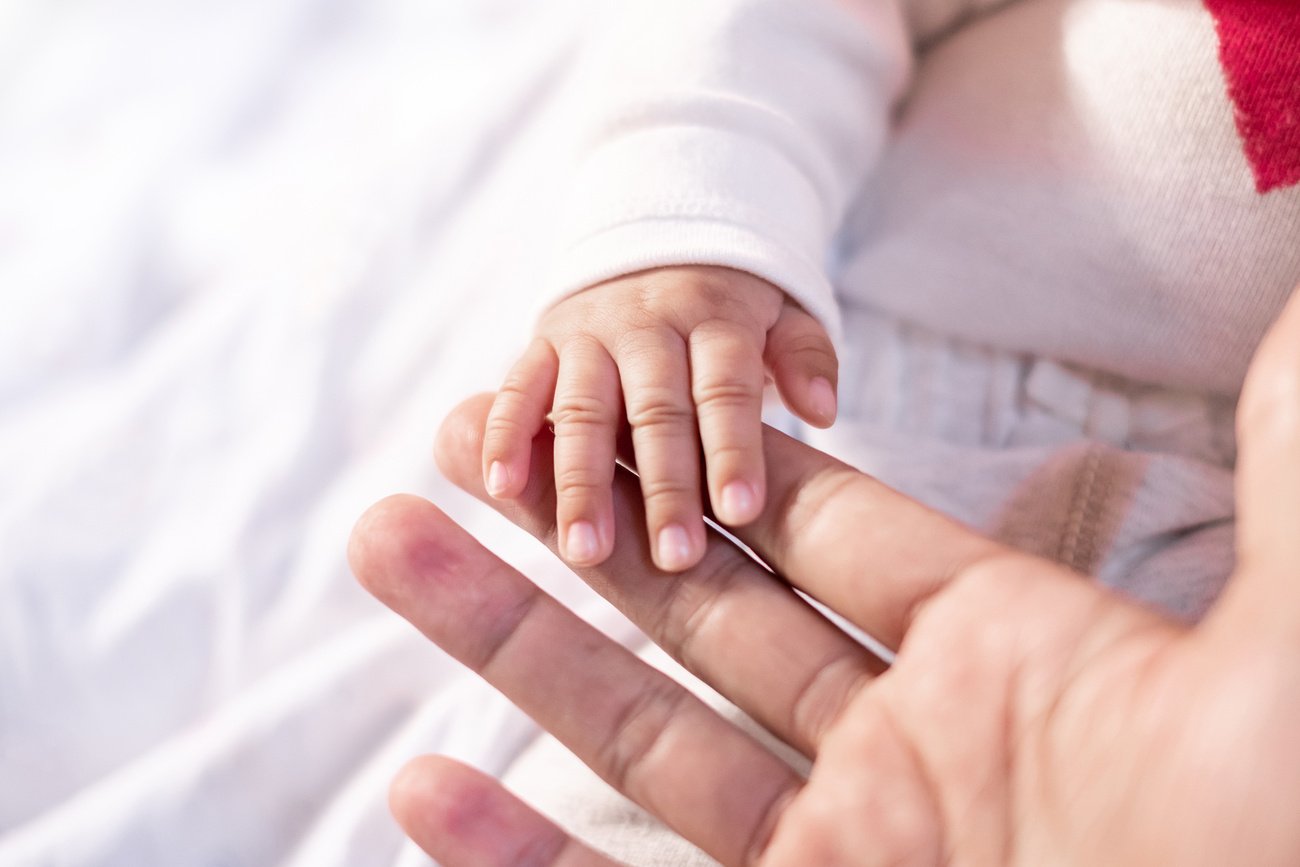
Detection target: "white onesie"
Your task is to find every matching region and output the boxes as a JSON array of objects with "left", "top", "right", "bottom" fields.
[{"left": 508, "top": 0, "right": 1300, "bottom": 862}]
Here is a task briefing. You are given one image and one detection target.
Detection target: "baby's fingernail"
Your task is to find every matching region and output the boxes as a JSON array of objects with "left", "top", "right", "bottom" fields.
[
  {"left": 719, "top": 481, "right": 757, "bottom": 524},
  {"left": 487, "top": 461, "right": 511, "bottom": 497},
  {"left": 809, "top": 377, "right": 837, "bottom": 424},
  {"left": 566, "top": 521, "right": 600, "bottom": 564},
  {"left": 657, "top": 524, "right": 694, "bottom": 572}
]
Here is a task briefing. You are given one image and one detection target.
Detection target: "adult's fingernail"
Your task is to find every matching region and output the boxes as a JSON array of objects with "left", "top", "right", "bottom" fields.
[
  {"left": 720, "top": 481, "right": 757, "bottom": 524},
  {"left": 657, "top": 524, "right": 694, "bottom": 572},
  {"left": 809, "top": 377, "right": 837, "bottom": 424},
  {"left": 486, "top": 461, "right": 511, "bottom": 497},
  {"left": 566, "top": 521, "right": 600, "bottom": 564}
]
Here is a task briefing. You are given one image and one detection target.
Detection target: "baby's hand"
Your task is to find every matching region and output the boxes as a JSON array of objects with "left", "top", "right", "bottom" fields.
[{"left": 482, "top": 266, "right": 837, "bottom": 572}]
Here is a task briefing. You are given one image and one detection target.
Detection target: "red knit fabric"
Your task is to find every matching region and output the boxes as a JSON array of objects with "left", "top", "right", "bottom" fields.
[{"left": 1202, "top": 0, "right": 1300, "bottom": 193}]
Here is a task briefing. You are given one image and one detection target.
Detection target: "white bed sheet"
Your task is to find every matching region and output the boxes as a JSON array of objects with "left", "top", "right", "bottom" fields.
[{"left": 0, "top": 1, "right": 639, "bottom": 863}]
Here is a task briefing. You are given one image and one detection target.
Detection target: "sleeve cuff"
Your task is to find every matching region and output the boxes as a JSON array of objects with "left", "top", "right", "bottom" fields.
[
  {"left": 539, "top": 118, "right": 845, "bottom": 341},
  {"left": 544, "top": 216, "right": 842, "bottom": 343}
]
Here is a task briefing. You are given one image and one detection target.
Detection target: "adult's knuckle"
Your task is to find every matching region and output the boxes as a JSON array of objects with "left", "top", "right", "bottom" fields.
[
  {"left": 597, "top": 679, "right": 690, "bottom": 792},
  {"left": 788, "top": 651, "right": 872, "bottom": 747},
  {"left": 473, "top": 586, "right": 544, "bottom": 674},
  {"left": 655, "top": 552, "right": 747, "bottom": 660},
  {"left": 771, "top": 465, "right": 862, "bottom": 555}
]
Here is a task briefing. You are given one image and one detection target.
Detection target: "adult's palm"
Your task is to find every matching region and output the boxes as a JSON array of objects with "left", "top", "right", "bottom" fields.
[{"left": 349, "top": 291, "right": 1300, "bottom": 866}]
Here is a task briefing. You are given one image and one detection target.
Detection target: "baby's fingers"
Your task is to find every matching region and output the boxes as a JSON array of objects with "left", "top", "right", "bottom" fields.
[
  {"left": 690, "top": 320, "right": 766, "bottom": 526},
  {"left": 618, "top": 329, "right": 706, "bottom": 573},
  {"left": 483, "top": 339, "right": 559, "bottom": 498},
  {"left": 552, "top": 338, "right": 620, "bottom": 566},
  {"left": 765, "top": 304, "right": 838, "bottom": 428}
]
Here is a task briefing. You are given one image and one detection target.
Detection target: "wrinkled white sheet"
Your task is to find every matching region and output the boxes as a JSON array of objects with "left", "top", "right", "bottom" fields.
[{"left": 0, "top": 1, "right": 640, "bottom": 863}]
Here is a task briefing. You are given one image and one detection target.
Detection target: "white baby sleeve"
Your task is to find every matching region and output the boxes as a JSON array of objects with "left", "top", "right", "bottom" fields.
[{"left": 542, "top": 0, "right": 914, "bottom": 339}]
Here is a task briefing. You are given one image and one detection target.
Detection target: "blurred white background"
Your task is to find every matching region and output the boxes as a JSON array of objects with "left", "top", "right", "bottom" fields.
[{"left": 0, "top": 1, "right": 632, "bottom": 863}]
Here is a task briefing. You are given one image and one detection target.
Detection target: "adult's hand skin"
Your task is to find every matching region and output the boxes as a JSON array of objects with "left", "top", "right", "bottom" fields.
[{"left": 348, "top": 289, "right": 1300, "bottom": 866}]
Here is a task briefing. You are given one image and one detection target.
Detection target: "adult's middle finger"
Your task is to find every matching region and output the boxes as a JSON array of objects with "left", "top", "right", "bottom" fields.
[{"left": 436, "top": 393, "right": 882, "bottom": 756}]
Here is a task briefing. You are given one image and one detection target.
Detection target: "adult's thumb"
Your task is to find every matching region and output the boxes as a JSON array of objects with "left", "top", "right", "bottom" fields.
[{"left": 1211, "top": 285, "right": 1300, "bottom": 644}]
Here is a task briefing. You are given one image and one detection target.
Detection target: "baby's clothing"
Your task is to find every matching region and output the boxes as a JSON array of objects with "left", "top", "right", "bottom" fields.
[
  {"left": 515, "top": 0, "right": 1300, "bottom": 862},
  {"left": 545, "top": 0, "right": 1299, "bottom": 397}
]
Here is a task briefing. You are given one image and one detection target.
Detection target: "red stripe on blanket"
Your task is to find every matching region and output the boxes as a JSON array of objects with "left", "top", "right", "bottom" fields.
[{"left": 1203, "top": 0, "right": 1300, "bottom": 193}]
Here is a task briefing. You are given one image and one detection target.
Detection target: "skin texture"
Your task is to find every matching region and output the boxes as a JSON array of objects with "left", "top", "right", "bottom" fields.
[
  {"left": 481, "top": 265, "right": 838, "bottom": 573},
  {"left": 350, "top": 288, "right": 1300, "bottom": 866}
]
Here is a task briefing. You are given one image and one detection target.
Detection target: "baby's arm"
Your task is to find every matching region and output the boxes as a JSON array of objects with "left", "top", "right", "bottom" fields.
[
  {"left": 484, "top": 265, "right": 837, "bottom": 572},
  {"left": 485, "top": 0, "right": 913, "bottom": 571}
]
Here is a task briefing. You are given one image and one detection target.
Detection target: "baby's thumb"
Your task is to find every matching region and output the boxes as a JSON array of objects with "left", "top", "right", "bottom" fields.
[{"left": 765, "top": 303, "right": 838, "bottom": 428}]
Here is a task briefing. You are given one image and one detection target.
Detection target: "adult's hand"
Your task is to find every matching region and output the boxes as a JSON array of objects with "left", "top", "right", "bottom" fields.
[{"left": 349, "top": 290, "right": 1300, "bottom": 866}]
